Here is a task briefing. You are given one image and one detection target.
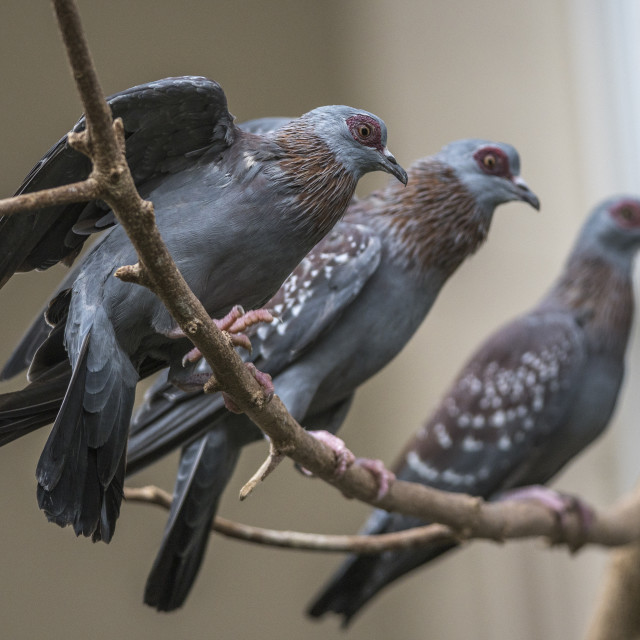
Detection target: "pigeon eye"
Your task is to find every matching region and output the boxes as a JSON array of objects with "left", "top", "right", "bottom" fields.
[
  {"left": 474, "top": 147, "right": 510, "bottom": 178},
  {"left": 483, "top": 154, "right": 496, "bottom": 170},
  {"left": 611, "top": 201, "right": 640, "bottom": 227},
  {"left": 346, "top": 115, "right": 382, "bottom": 149}
]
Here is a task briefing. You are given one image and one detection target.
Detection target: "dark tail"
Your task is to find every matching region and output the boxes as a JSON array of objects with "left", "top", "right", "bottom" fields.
[
  {"left": 307, "top": 510, "right": 458, "bottom": 626},
  {"left": 127, "top": 364, "right": 262, "bottom": 475},
  {"left": 144, "top": 428, "right": 243, "bottom": 611},
  {"left": 127, "top": 372, "right": 227, "bottom": 475},
  {"left": 36, "top": 318, "right": 138, "bottom": 543}
]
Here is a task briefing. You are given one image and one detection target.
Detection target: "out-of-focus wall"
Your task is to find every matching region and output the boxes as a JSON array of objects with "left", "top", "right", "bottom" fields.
[{"left": 0, "top": 2, "right": 636, "bottom": 639}]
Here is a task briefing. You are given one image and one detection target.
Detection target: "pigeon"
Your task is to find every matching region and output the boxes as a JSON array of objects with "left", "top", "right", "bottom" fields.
[
  {"left": 308, "top": 196, "right": 640, "bottom": 626},
  {"left": 0, "top": 76, "right": 407, "bottom": 543},
  {"left": 123, "top": 137, "right": 540, "bottom": 611}
]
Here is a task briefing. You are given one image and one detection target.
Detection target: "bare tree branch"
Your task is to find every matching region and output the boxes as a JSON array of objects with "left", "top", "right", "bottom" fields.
[
  {"left": 586, "top": 541, "right": 640, "bottom": 640},
  {"left": 124, "top": 482, "right": 640, "bottom": 555},
  {"left": 125, "top": 485, "right": 453, "bottom": 553},
  {"left": 586, "top": 487, "right": 640, "bottom": 640},
  {"left": 0, "top": 179, "right": 99, "bottom": 216}
]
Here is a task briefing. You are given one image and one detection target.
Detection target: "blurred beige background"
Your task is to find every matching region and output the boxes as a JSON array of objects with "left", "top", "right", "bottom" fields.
[{"left": 1, "top": 1, "right": 639, "bottom": 638}]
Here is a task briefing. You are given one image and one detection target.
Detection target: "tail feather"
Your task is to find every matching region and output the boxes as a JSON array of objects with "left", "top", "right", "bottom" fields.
[
  {"left": 0, "top": 365, "right": 70, "bottom": 446},
  {"left": 95, "top": 449, "right": 125, "bottom": 543},
  {"left": 144, "top": 428, "right": 242, "bottom": 611},
  {"left": 36, "top": 315, "right": 138, "bottom": 543},
  {"left": 308, "top": 511, "right": 458, "bottom": 625},
  {"left": 126, "top": 375, "right": 228, "bottom": 475}
]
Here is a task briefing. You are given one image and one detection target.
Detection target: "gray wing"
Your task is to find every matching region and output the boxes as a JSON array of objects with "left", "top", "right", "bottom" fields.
[
  {"left": 252, "top": 222, "right": 382, "bottom": 371},
  {"left": 0, "top": 76, "right": 235, "bottom": 287},
  {"left": 127, "top": 221, "right": 382, "bottom": 469},
  {"left": 395, "top": 310, "right": 587, "bottom": 495}
]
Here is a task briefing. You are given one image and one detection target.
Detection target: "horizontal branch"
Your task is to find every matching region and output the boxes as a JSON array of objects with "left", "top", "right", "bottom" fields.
[
  {"left": 125, "top": 485, "right": 452, "bottom": 553},
  {"left": 125, "top": 481, "right": 640, "bottom": 554},
  {"left": 0, "top": 178, "right": 99, "bottom": 216}
]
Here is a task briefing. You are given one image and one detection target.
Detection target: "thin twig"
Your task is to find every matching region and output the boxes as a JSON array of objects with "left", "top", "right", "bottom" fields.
[
  {"left": 239, "top": 442, "right": 287, "bottom": 501},
  {"left": 0, "top": 179, "right": 99, "bottom": 216},
  {"left": 125, "top": 485, "right": 455, "bottom": 553},
  {"left": 124, "top": 482, "right": 640, "bottom": 554}
]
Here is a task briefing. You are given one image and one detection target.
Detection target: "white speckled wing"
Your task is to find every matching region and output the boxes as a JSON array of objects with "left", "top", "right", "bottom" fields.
[
  {"left": 399, "top": 310, "right": 587, "bottom": 495},
  {"left": 251, "top": 221, "right": 381, "bottom": 371}
]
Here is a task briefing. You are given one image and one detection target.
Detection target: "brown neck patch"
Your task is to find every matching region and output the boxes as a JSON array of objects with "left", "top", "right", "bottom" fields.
[
  {"left": 552, "top": 254, "right": 634, "bottom": 354},
  {"left": 355, "top": 158, "right": 489, "bottom": 277},
  {"left": 273, "top": 122, "right": 358, "bottom": 244}
]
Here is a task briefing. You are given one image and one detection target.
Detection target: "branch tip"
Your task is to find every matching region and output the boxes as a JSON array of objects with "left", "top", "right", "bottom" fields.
[
  {"left": 239, "top": 445, "right": 286, "bottom": 501},
  {"left": 203, "top": 376, "right": 221, "bottom": 394},
  {"left": 114, "top": 263, "right": 149, "bottom": 285},
  {"left": 67, "top": 129, "right": 91, "bottom": 156}
]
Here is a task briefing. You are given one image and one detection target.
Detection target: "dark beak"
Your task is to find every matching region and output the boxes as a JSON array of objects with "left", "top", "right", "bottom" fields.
[
  {"left": 379, "top": 148, "right": 408, "bottom": 185},
  {"left": 513, "top": 176, "right": 540, "bottom": 210}
]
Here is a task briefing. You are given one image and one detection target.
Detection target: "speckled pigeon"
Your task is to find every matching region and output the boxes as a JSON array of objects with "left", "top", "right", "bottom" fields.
[
  {"left": 0, "top": 76, "right": 407, "bottom": 543},
  {"left": 308, "top": 196, "right": 640, "bottom": 625},
  {"left": 122, "top": 137, "right": 539, "bottom": 611}
]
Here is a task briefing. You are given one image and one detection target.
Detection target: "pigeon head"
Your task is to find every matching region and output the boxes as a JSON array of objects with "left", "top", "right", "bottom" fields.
[
  {"left": 439, "top": 139, "right": 540, "bottom": 214},
  {"left": 300, "top": 105, "right": 408, "bottom": 185},
  {"left": 577, "top": 196, "right": 640, "bottom": 268}
]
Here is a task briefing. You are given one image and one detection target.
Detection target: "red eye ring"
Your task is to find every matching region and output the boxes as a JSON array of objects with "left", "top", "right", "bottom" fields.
[
  {"left": 346, "top": 114, "right": 383, "bottom": 150},
  {"left": 474, "top": 147, "right": 511, "bottom": 179}
]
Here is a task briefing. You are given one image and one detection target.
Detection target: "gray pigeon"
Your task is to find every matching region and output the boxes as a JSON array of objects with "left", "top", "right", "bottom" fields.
[
  {"left": 308, "top": 196, "right": 640, "bottom": 625},
  {"left": 0, "top": 76, "right": 407, "bottom": 543},
  {"left": 124, "top": 137, "right": 540, "bottom": 611}
]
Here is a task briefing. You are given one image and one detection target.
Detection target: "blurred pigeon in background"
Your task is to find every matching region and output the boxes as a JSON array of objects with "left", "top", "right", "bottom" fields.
[
  {"left": 124, "top": 137, "right": 540, "bottom": 611},
  {"left": 0, "top": 76, "right": 407, "bottom": 543},
  {"left": 308, "top": 196, "right": 640, "bottom": 626}
]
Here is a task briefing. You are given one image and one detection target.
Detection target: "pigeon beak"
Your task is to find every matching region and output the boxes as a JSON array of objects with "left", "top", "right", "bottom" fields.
[
  {"left": 379, "top": 148, "right": 408, "bottom": 185},
  {"left": 512, "top": 176, "right": 540, "bottom": 210}
]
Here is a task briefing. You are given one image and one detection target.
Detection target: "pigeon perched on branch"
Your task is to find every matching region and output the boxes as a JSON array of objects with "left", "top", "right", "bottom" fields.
[
  {"left": 308, "top": 196, "right": 640, "bottom": 625},
  {"left": 0, "top": 76, "right": 407, "bottom": 543},
  {"left": 124, "top": 137, "right": 539, "bottom": 611}
]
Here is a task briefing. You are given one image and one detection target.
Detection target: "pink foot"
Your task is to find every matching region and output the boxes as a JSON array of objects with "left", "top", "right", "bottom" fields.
[
  {"left": 354, "top": 457, "right": 396, "bottom": 500},
  {"left": 164, "top": 306, "right": 274, "bottom": 366},
  {"left": 499, "top": 485, "right": 593, "bottom": 548},
  {"left": 309, "top": 431, "right": 356, "bottom": 477},
  {"left": 303, "top": 433, "right": 395, "bottom": 500},
  {"left": 223, "top": 363, "right": 274, "bottom": 414}
]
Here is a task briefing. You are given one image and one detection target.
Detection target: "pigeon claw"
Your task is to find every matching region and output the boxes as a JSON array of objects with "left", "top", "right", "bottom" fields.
[
  {"left": 498, "top": 485, "right": 594, "bottom": 551},
  {"left": 354, "top": 457, "right": 396, "bottom": 501},
  {"left": 309, "top": 430, "right": 356, "bottom": 477},
  {"left": 170, "top": 306, "right": 275, "bottom": 366},
  {"left": 223, "top": 362, "right": 274, "bottom": 414}
]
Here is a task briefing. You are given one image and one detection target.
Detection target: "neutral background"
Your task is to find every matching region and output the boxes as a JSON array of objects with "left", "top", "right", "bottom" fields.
[{"left": 0, "top": 2, "right": 638, "bottom": 639}]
